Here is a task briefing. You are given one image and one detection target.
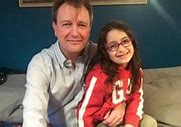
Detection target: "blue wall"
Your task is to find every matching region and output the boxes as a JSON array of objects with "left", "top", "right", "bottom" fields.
[{"left": 0, "top": 0, "right": 181, "bottom": 70}]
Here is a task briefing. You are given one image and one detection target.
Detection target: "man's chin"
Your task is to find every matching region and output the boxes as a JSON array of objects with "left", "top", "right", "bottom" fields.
[
  {"left": 68, "top": 48, "right": 84, "bottom": 54},
  {"left": 69, "top": 45, "right": 85, "bottom": 52}
]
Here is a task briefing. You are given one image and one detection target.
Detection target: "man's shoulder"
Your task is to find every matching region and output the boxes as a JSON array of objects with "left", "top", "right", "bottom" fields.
[
  {"left": 35, "top": 42, "right": 57, "bottom": 58},
  {"left": 86, "top": 41, "right": 97, "bottom": 57},
  {"left": 29, "top": 43, "right": 57, "bottom": 65},
  {"left": 89, "top": 41, "right": 97, "bottom": 50}
]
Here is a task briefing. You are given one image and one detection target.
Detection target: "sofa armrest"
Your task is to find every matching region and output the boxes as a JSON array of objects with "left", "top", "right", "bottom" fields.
[{"left": 0, "top": 74, "right": 25, "bottom": 123}]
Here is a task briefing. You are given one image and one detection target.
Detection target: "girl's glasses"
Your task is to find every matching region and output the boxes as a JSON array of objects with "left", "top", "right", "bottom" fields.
[{"left": 106, "top": 38, "right": 132, "bottom": 52}]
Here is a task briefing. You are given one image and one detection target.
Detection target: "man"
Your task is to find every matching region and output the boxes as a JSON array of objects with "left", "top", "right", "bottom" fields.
[{"left": 22, "top": 0, "right": 95, "bottom": 127}]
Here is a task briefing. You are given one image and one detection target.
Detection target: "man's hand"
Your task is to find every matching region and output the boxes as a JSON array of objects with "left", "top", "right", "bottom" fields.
[{"left": 102, "top": 104, "right": 126, "bottom": 127}]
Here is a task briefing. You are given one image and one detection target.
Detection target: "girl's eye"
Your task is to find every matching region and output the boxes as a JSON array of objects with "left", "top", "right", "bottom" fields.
[
  {"left": 110, "top": 44, "right": 117, "bottom": 48},
  {"left": 121, "top": 38, "right": 131, "bottom": 47},
  {"left": 107, "top": 42, "right": 118, "bottom": 50},
  {"left": 122, "top": 39, "right": 129, "bottom": 44}
]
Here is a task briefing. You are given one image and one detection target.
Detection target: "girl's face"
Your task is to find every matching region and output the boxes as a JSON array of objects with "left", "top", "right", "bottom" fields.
[{"left": 106, "top": 29, "right": 134, "bottom": 67}]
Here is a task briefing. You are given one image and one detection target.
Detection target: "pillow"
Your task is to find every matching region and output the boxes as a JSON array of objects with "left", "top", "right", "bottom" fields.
[{"left": 143, "top": 76, "right": 181, "bottom": 126}]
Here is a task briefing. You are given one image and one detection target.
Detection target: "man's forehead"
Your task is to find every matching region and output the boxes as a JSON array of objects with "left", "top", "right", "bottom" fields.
[
  {"left": 57, "top": 4, "right": 90, "bottom": 22},
  {"left": 58, "top": 3, "right": 88, "bottom": 14}
]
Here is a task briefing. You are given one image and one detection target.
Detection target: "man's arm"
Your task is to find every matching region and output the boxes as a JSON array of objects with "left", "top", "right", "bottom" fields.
[{"left": 23, "top": 54, "right": 50, "bottom": 127}]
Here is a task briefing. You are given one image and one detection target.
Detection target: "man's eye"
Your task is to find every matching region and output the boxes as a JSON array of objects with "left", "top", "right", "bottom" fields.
[
  {"left": 62, "top": 23, "right": 71, "bottom": 26},
  {"left": 79, "top": 24, "right": 87, "bottom": 28}
]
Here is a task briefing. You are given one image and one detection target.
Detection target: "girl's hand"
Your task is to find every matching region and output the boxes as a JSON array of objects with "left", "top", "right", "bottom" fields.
[{"left": 102, "top": 103, "right": 126, "bottom": 127}]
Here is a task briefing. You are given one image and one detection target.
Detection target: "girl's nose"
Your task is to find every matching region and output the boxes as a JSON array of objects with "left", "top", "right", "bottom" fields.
[{"left": 117, "top": 44, "right": 126, "bottom": 51}]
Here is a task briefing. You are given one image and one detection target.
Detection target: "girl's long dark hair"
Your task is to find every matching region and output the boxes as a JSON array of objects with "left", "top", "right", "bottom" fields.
[{"left": 87, "top": 20, "right": 142, "bottom": 93}]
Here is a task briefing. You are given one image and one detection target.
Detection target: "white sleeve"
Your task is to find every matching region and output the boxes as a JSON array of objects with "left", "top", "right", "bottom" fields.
[{"left": 22, "top": 54, "right": 50, "bottom": 127}]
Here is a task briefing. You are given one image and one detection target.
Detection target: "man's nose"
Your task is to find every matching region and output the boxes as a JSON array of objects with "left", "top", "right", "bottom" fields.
[{"left": 71, "top": 25, "right": 79, "bottom": 36}]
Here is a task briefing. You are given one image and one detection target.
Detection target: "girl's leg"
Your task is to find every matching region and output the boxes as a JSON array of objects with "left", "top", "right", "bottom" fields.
[
  {"left": 139, "top": 114, "right": 157, "bottom": 127},
  {"left": 97, "top": 114, "right": 157, "bottom": 127},
  {"left": 96, "top": 123, "right": 106, "bottom": 127},
  {"left": 97, "top": 123, "right": 124, "bottom": 127}
]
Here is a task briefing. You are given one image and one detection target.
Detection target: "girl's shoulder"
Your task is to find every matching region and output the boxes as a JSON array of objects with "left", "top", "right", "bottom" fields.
[
  {"left": 140, "top": 68, "right": 144, "bottom": 77},
  {"left": 87, "top": 64, "right": 108, "bottom": 81}
]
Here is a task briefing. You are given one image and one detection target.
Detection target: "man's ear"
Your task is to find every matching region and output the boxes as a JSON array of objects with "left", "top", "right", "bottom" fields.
[{"left": 52, "top": 22, "right": 57, "bottom": 36}]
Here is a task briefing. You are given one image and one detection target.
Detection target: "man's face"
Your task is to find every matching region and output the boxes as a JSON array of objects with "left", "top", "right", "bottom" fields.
[{"left": 52, "top": 3, "right": 91, "bottom": 58}]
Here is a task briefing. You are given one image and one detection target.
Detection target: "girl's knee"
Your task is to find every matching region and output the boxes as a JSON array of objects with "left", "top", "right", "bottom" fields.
[{"left": 140, "top": 114, "right": 157, "bottom": 127}]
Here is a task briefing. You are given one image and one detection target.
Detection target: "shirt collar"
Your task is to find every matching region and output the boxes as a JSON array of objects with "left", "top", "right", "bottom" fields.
[{"left": 53, "top": 40, "right": 90, "bottom": 68}]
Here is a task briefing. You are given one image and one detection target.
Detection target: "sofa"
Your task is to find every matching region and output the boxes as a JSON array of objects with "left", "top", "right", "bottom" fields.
[
  {"left": 143, "top": 66, "right": 181, "bottom": 127},
  {"left": 0, "top": 66, "right": 181, "bottom": 127},
  {"left": 0, "top": 73, "right": 25, "bottom": 125}
]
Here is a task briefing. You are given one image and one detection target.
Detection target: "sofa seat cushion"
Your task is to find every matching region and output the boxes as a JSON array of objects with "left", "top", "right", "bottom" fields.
[{"left": 143, "top": 76, "right": 181, "bottom": 126}]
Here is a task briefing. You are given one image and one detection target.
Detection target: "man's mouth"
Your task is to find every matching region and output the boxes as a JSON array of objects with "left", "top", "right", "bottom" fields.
[{"left": 67, "top": 39, "right": 82, "bottom": 44}]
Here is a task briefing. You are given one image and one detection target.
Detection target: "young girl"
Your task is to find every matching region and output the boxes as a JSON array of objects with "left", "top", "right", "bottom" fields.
[{"left": 78, "top": 21, "right": 157, "bottom": 127}]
